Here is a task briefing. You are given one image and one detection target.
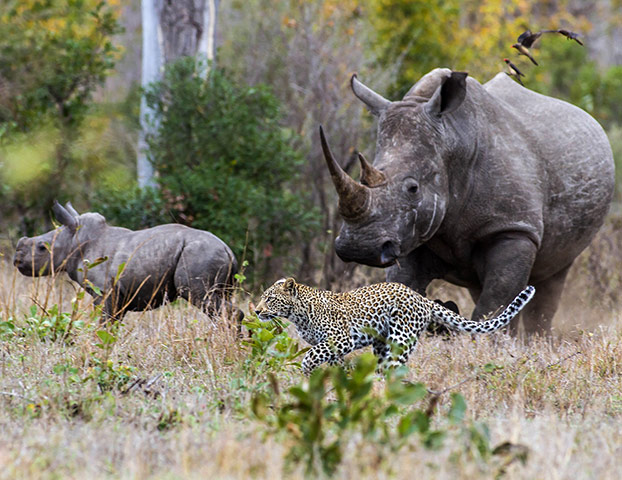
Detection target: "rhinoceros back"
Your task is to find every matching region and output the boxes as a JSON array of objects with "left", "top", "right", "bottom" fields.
[{"left": 482, "top": 73, "right": 614, "bottom": 276}]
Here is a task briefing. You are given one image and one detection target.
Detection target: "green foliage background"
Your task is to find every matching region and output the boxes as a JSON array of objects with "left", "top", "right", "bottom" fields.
[
  {"left": 96, "top": 59, "right": 320, "bottom": 275},
  {"left": 0, "top": 0, "right": 123, "bottom": 233}
]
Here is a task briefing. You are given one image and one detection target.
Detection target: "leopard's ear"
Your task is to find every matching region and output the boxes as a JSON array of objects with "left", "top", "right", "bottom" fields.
[{"left": 282, "top": 277, "right": 297, "bottom": 295}]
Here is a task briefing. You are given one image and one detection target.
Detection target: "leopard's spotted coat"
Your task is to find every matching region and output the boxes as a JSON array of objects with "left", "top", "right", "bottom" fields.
[{"left": 255, "top": 278, "right": 535, "bottom": 375}]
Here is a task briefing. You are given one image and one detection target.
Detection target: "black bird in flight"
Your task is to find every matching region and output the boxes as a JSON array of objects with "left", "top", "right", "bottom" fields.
[
  {"left": 557, "top": 29, "right": 584, "bottom": 45},
  {"left": 504, "top": 58, "right": 525, "bottom": 86},
  {"left": 511, "top": 42, "right": 539, "bottom": 65},
  {"left": 512, "top": 29, "right": 584, "bottom": 63},
  {"left": 516, "top": 29, "right": 547, "bottom": 48}
]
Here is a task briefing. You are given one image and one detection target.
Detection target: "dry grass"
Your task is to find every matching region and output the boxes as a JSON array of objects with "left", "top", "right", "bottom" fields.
[{"left": 2, "top": 256, "right": 622, "bottom": 479}]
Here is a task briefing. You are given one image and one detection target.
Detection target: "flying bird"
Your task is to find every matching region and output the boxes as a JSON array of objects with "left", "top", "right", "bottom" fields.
[
  {"left": 504, "top": 58, "right": 525, "bottom": 86},
  {"left": 517, "top": 28, "right": 584, "bottom": 46},
  {"left": 556, "top": 29, "right": 584, "bottom": 45},
  {"left": 516, "top": 29, "right": 546, "bottom": 48},
  {"left": 511, "top": 42, "right": 539, "bottom": 65}
]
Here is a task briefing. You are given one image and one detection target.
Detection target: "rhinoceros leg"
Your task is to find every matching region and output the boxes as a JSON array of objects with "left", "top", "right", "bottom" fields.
[
  {"left": 520, "top": 264, "right": 570, "bottom": 337},
  {"left": 471, "top": 235, "right": 537, "bottom": 333},
  {"left": 386, "top": 245, "right": 451, "bottom": 294}
]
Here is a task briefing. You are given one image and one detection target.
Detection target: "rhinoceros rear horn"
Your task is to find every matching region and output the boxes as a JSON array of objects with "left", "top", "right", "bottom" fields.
[
  {"left": 319, "top": 125, "right": 371, "bottom": 219},
  {"left": 426, "top": 71, "right": 468, "bottom": 117},
  {"left": 52, "top": 200, "right": 78, "bottom": 233},
  {"left": 351, "top": 74, "right": 391, "bottom": 116},
  {"left": 65, "top": 201, "right": 79, "bottom": 217},
  {"left": 358, "top": 153, "right": 386, "bottom": 187}
]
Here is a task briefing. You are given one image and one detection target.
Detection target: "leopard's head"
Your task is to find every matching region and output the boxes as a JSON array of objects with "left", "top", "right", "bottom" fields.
[{"left": 255, "top": 277, "right": 299, "bottom": 321}]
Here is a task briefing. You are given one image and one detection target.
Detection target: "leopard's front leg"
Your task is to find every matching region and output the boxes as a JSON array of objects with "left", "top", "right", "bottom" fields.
[{"left": 301, "top": 335, "right": 355, "bottom": 376}]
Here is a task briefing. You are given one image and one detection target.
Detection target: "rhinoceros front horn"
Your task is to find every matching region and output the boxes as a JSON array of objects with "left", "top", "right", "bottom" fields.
[
  {"left": 319, "top": 126, "right": 370, "bottom": 220},
  {"left": 52, "top": 200, "right": 78, "bottom": 233}
]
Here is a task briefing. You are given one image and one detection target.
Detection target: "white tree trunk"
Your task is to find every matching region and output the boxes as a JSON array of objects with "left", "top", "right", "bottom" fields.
[
  {"left": 197, "top": 0, "right": 219, "bottom": 72},
  {"left": 138, "top": 0, "right": 163, "bottom": 188},
  {"left": 138, "top": 0, "right": 219, "bottom": 187}
]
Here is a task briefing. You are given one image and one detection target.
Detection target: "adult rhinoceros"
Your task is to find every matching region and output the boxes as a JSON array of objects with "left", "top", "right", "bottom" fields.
[
  {"left": 321, "top": 68, "right": 615, "bottom": 335},
  {"left": 13, "top": 201, "right": 241, "bottom": 322}
]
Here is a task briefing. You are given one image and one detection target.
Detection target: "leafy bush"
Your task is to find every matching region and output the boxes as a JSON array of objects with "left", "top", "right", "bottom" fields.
[
  {"left": 92, "top": 184, "right": 169, "bottom": 231},
  {"left": 0, "top": 0, "right": 122, "bottom": 234},
  {"left": 98, "top": 58, "right": 320, "bottom": 279},
  {"left": 530, "top": 41, "right": 622, "bottom": 129},
  {"left": 147, "top": 58, "right": 319, "bottom": 257},
  {"left": 0, "top": 294, "right": 94, "bottom": 343},
  {"left": 242, "top": 316, "right": 307, "bottom": 375},
  {"left": 251, "top": 354, "right": 525, "bottom": 477}
]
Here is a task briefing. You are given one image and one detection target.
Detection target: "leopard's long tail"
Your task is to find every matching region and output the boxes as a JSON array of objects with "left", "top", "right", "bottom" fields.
[{"left": 430, "top": 286, "right": 536, "bottom": 333}]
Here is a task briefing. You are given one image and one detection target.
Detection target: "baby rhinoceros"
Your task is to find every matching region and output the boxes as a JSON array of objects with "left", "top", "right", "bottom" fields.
[{"left": 13, "top": 201, "right": 241, "bottom": 322}]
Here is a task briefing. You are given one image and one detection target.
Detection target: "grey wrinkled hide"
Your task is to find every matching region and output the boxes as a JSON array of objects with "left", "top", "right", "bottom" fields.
[
  {"left": 13, "top": 202, "right": 240, "bottom": 322},
  {"left": 325, "top": 69, "right": 615, "bottom": 335}
]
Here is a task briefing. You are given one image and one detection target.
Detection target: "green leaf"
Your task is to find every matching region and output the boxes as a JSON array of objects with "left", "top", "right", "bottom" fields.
[
  {"left": 351, "top": 353, "right": 377, "bottom": 383},
  {"left": 448, "top": 392, "right": 467, "bottom": 425},
  {"left": 114, "top": 262, "right": 126, "bottom": 283},
  {"left": 423, "top": 430, "right": 446, "bottom": 450},
  {"left": 483, "top": 362, "right": 503, "bottom": 373},
  {"left": 386, "top": 380, "right": 428, "bottom": 405},
  {"left": 397, "top": 415, "right": 416, "bottom": 438},
  {"left": 85, "top": 256, "right": 109, "bottom": 269},
  {"left": 257, "top": 329, "right": 274, "bottom": 343},
  {"left": 96, "top": 330, "right": 116, "bottom": 346},
  {"left": 84, "top": 279, "right": 102, "bottom": 296},
  {"left": 412, "top": 410, "right": 430, "bottom": 433}
]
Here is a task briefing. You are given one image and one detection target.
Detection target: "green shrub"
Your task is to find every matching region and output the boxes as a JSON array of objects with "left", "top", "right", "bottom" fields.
[
  {"left": 142, "top": 58, "right": 320, "bottom": 275},
  {"left": 250, "top": 354, "right": 518, "bottom": 477},
  {"left": 0, "top": 0, "right": 122, "bottom": 234},
  {"left": 92, "top": 184, "right": 169, "bottom": 231}
]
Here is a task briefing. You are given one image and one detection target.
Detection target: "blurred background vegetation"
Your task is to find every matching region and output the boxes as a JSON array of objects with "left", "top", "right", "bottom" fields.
[{"left": 1, "top": 0, "right": 621, "bottom": 291}]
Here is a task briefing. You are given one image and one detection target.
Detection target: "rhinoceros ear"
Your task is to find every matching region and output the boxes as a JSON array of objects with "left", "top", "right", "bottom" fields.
[
  {"left": 425, "top": 71, "right": 468, "bottom": 117},
  {"left": 351, "top": 74, "right": 391, "bottom": 116},
  {"left": 52, "top": 200, "right": 78, "bottom": 233}
]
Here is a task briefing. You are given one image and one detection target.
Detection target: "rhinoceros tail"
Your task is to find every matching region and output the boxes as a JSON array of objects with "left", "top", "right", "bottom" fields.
[{"left": 430, "top": 286, "right": 536, "bottom": 333}]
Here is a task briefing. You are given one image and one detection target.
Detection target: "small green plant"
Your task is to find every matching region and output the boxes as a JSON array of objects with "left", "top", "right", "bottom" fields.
[
  {"left": 242, "top": 315, "right": 307, "bottom": 375},
  {"left": 0, "top": 318, "right": 16, "bottom": 338},
  {"left": 251, "top": 354, "right": 529, "bottom": 477},
  {"left": 156, "top": 408, "right": 183, "bottom": 431},
  {"left": 84, "top": 357, "right": 134, "bottom": 392},
  {"left": 0, "top": 288, "right": 98, "bottom": 342},
  {"left": 252, "top": 354, "right": 457, "bottom": 476},
  {"left": 234, "top": 259, "right": 250, "bottom": 285},
  {"left": 18, "top": 303, "right": 86, "bottom": 342}
]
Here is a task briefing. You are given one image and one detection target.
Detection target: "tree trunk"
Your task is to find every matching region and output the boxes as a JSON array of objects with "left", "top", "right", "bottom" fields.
[
  {"left": 138, "top": 0, "right": 219, "bottom": 187},
  {"left": 138, "top": 0, "right": 163, "bottom": 188}
]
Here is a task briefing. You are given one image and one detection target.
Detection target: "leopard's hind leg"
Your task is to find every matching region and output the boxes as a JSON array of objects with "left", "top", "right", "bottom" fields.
[{"left": 380, "top": 319, "right": 424, "bottom": 371}]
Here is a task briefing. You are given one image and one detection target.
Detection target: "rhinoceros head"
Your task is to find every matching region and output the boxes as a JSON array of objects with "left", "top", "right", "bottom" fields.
[
  {"left": 322, "top": 69, "right": 468, "bottom": 267},
  {"left": 13, "top": 201, "right": 81, "bottom": 276}
]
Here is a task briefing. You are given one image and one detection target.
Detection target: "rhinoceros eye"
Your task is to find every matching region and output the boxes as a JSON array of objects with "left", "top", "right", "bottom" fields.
[
  {"left": 37, "top": 243, "right": 47, "bottom": 252},
  {"left": 403, "top": 177, "right": 419, "bottom": 195}
]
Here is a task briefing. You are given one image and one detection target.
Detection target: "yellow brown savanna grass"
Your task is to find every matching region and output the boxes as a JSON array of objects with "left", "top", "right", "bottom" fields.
[{"left": 1, "top": 214, "right": 622, "bottom": 480}]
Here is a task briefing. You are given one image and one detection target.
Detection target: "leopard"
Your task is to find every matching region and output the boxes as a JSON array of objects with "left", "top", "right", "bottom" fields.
[{"left": 255, "top": 278, "right": 535, "bottom": 375}]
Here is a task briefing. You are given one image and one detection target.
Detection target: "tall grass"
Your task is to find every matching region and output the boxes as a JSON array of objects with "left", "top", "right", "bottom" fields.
[{"left": 1, "top": 246, "right": 622, "bottom": 478}]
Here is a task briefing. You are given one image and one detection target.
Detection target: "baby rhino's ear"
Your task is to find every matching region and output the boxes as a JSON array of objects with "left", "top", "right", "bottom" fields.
[{"left": 282, "top": 277, "right": 297, "bottom": 295}]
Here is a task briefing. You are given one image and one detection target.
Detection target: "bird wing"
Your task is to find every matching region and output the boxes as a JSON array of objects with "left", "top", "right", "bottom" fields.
[
  {"left": 517, "top": 30, "right": 533, "bottom": 44},
  {"left": 512, "top": 63, "right": 525, "bottom": 77},
  {"left": 557, "top": 29, "right": 584, "bottom": 45}
]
